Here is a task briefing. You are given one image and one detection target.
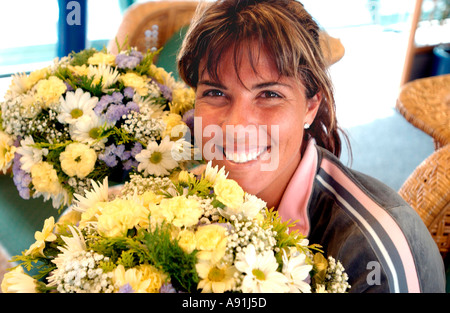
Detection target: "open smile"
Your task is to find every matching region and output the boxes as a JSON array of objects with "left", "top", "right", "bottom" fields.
[{"left": 218, "top": 146, "right": 271, "bottom": 164}]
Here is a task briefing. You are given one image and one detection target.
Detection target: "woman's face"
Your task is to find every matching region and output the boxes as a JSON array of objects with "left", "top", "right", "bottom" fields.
[{"left": 194, "top": 43, "right": 320, "bottom": 207}]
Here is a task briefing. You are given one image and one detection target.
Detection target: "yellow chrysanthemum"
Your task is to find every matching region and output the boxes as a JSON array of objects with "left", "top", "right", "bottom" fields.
[
  {"left": 170, "top": 87, "right": 195, "bottom": 115},
  {"left": 0, "top": 131, "right": 17, "bottom": 174},
  {"left": 34, "top": 76, "right": 67, "bottom": 105},
  {"left": 96, "top": 198, "right": 149, "bottom": 237},
  {"left": 30, "top": 161, "right": 62, "bottom": 196},
  {"left": 162, "top": 113, "right": 188, "bottom": 140},
  {"left": 25, "top": 216, "right": 57, "bottom": 257},
  {"left": 120, "top": 72, "right": 148, "bottom": 96},
  {"left": 195, "top": 224, "right": 228, "bottom": 264},
  {"left": 87, "top": 51, "right": 116, "bottom": 66},
  {"left": 1, "top": 266, "right": 38, "bottom": 293},
  {"left": 148, "top": 64, "right": 171, "bottom": 85},
  {"left": 214, "top": 178, "right": 245, "bottom": 210},
  {"left": 59, "top": 142, "right": 97, "bottom": 179}
]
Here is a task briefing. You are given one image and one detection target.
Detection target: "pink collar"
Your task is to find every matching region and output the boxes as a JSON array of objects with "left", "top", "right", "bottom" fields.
[{"left": 277, "top": 139, "right": 318, "bottom": 236}]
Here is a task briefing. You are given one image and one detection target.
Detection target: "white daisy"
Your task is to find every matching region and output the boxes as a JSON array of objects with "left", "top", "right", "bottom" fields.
[
  {"left": 16, "top": 136, "right": 48, "bottom": 173},
  {"left": 135, "top": 136, "right": 179, "bottom": 177},
  {"left": 282, "top": 249, "right": 313, "bottom": 293},
  {"left": 235, "top": 244, "right": 289, "bottom": 293},
  {"left": 196, "top": 260, "right": 238, "bottom": 293},
  {"left": 70, "top": 113, "right": 109, "bottom": 148},
  {"left": 57, "top": 88, "right": 98, "bottom": 125},
  {"left": 72, "top": 177, "right": 109, "bottom": 212}
]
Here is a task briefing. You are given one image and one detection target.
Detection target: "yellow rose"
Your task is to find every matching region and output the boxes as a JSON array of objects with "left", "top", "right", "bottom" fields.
[
  {"left": 195, "top": 224, "right": 228, "bottom": 263},
  {"left": 214, "top": 178, "right": 244, "bottom": 209},
  {"left": 30, "top": 161, "right": 62, "bottom": 195},
  {"left": 0, "top": 131, "right": 17, "bottom": 174},
  {"left": 120, "top": 72, "right": 148, "bottom": 96},
  {"left": 59, "top": 142, "right": 97, "bottom": 179},
  {"left": 88, "top": 51, "right": 116, "bottom": 66},
  {"left": 97, "top": 198, "right": 149, "bottom": 237},
  {"left": 34, "top": 76, "right": 67, "bottom": 105}
]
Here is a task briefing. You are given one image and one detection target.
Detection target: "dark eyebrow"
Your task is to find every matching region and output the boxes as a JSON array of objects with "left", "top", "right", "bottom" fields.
[
  {"left": 197, "top": 80, "right": 227, "bottom": 90},
  {"left": 252, "top": 81, "right": 292, "bottom": 90}
]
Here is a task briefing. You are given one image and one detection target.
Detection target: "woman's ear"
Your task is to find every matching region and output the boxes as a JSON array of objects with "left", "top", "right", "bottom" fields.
[{"left": 304, "top": 92, "right": 322, "bottom": 125}]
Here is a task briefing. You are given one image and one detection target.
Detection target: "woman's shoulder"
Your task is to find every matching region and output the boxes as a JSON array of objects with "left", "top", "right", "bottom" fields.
[{"left": 311, "top": 145, "right": 446, "bottom": 293}]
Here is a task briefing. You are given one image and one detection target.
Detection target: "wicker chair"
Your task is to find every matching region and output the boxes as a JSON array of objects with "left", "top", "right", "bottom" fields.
[
  {"left": 107, "top": 1, "right": 199, "bottom": 57},
  {"left": 396, "top": 75, "right": 450, "bottom": 150},
  {"left": 398, "top": 144, "right": 450, "bottom": 259},
  {"left": 107, "top": 0, "right": 345, "bottom": 66}
]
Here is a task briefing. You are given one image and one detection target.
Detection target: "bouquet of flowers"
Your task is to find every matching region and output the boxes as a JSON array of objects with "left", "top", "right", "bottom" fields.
[
  {"left": 2, "top": 162, "right": 350, "bottom": 293},
  {"left": 0, "top": 44, "right": 195, "bottom": 209}
]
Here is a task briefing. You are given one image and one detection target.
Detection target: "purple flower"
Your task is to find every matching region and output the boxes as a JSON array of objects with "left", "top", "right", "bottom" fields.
[
  {"left": 126, "top": 101, "right": 139, "bottom": 113},
  {"left": 99, "top": 144, "right": 119, "bottom": 167},
  {"left": 119, "top": 283, "right": 134, "bottom": 293},
  {"left": 115, "top": 50, "right": 143, "bottom": 70},
  {"left": 94, "top": 97, "right": 110, "bottom": 115},
  {"left": 154, "top": 81, "right": 172, "bottom": 101},
  {"left": 64, "top": 81, "right": 74, "bottom": 91},
  {"left": 106, "top": 104, "right": 128, "bottom": 123},
  {"left": 111, "top": 92, "right": 124, "bottom": 103},
  {"left": 182, "top": 109, "right": 195, "bottom": 135},
  {"left": 159, "top": 283, "right": 178, "bottom": 293},
  {"left": 123, "top": 87, "right": 134, "bottom": 99},
  {"left": 12, "top": 152, "right": 31, "bottom": 199},
  {"left": 131, "top": 142, "right": 143, "bottom": 157},
  {"left": 123, "top": 159, "right": 138, "bottom": 171}
]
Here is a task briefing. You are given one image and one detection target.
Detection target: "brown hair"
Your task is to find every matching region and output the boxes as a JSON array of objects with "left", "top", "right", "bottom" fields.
[{"left": 178, "top": 0, "right": 349, "bottom": 158}]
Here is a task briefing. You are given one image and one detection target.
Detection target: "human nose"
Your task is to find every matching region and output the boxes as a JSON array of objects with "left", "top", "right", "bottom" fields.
[
  {"left": 222, "top": 97, "right": 258, "bottom": 145},
  {"left": 221, "top": 96, "right": 254, "bottom": 129}
]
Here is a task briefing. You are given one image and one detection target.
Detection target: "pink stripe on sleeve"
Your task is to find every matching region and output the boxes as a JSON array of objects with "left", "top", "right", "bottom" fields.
[{"left": 321, "top": 159, "right": 421, "bottom": 293}]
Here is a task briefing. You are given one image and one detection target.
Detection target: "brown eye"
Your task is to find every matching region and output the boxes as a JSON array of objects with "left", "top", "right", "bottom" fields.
[
  {"left": 204, "top": 89, "right": 225, "bottom": 97},
  {"left": 261, "top": 91, "right": 281, "bottom": 98}
]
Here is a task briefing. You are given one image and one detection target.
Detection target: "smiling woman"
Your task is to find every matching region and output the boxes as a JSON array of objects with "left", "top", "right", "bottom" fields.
[{"left": 178, "top": 0, "right": 446, "bottom": 293}]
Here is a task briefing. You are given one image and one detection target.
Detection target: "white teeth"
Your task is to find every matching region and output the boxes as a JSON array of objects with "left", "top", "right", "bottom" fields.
[{"left": 226, "top": 148, "right": 267, "bottom": 164}]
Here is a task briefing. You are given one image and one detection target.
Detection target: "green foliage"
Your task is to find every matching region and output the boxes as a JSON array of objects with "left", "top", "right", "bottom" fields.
[
  {"left": 143, "top": 223, "right": 199, "bottom": 292},
  {"left": 70, "top": 48, "right": 97, "bottom": 66},
  {"left": 135, "top": 48, "right": 161, "bottom": 76}
]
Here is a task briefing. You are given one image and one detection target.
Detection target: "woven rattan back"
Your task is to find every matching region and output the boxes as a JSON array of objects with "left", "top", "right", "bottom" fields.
[
  {"left": 107, "top": 1, "right": 199, "bottom": 56},
  {"left": 399, "top": 144, "right": 450, "bottom": 258}
]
